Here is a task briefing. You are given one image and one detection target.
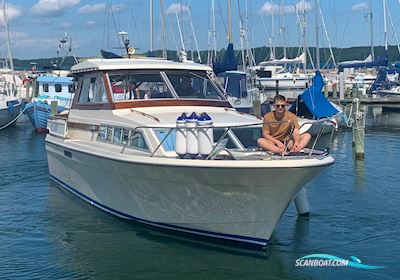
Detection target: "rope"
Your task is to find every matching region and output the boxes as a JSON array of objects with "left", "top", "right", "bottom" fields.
[
  {"left": 345, "top": 103, "right": 354, "bottom": 128},
  {"left": 0, "top": 104, "right": 28, "bottom": 130}
]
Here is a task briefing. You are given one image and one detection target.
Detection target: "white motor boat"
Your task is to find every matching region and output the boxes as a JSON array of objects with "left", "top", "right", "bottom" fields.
[
  {"left": 252, "top": 65, "right": 308, "bottom": 90},
  {"left": 45, "top": 58, "right": 334, "bottom": 248}
]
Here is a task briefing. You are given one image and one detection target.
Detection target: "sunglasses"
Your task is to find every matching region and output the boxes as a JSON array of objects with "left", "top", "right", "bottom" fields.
[{"left": 274, "top": 104, "right": 286, "bottom": 108}]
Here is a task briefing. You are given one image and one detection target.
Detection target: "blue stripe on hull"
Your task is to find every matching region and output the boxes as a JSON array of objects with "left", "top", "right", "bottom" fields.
[
  {"left": 50, "top": 175, "right": 269, "bottom": 248},
  {"left": 25, "top": 102, "right": 65, "bottom": 130}
]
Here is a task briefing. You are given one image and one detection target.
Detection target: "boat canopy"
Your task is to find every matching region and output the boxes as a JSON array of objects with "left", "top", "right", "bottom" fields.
[
  {"left": 338, "top": 52, "right": 388, "bottom": 72},
  {"left": 36, "top": 76, "right": 73, "bottom": 84},
  {"left": 289, "top": 71, "right": 339, "bottom": 119},
  {"left": 368, "top": 68, "right": 400, "bottom": 94}
]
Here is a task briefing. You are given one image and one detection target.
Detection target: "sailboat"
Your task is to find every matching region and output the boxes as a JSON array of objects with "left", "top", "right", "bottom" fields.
[
  {"left": 212, "top": 0, "right": 259, "bottom": 113},
  {"left": 0, "top": 0, "right": 22, "bottom": 129},
  {"left": 250, "top": 0, "right": 308, "bottom": 94}
]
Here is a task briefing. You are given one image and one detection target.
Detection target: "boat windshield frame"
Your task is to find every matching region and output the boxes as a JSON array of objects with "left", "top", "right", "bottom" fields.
[
  {"left": 106, "top": 69, "right": 225, "bottom": 103},
  {"left": 71, "top": 69, "right": 232, "bottom": 110}
]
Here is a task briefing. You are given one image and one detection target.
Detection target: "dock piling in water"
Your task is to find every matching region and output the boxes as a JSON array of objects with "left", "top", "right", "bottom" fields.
[{"left": 352, "top": 98, "right": 365, "bottom": 159}]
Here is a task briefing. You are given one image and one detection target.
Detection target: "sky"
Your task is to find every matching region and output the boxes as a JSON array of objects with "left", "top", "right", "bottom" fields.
[{"left": 0, "top": 0, "right": 398, "bottom": 60}]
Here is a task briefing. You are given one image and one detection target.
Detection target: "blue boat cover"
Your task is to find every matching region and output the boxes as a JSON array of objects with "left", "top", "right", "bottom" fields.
[
  {"left": 338, "top": 52, "right": 388, "bottom": 72},
  {"left": 213, "top": 43, "right": 237, "bottom": 74},
  {"left": 368, "top": 68, "right": 400, "bottom": 93},
  {"left": 100, "top": 49, "right": 123, "bottom": 59},
  {"left": 290, "top": 71, "right": 339, "bottom": 119}
]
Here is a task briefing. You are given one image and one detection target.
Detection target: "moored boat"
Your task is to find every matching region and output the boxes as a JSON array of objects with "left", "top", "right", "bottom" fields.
[
  {"left": 25, "top": 75, "right": 74, "bottom": 132},
  {"left": 46, "top": 57, "right": 334, "bottom": 248},
  {"left": 0, "top": 94, "right": 22, "bottom": 128}
]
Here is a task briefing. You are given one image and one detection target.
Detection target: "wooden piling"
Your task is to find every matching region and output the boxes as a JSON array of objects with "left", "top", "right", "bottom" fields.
[
  {"left": 51, "top": 101, "right": 58, "bottom": 116},
  {"left": 352, "top": 99, "right": 365, "bottom": 159}
]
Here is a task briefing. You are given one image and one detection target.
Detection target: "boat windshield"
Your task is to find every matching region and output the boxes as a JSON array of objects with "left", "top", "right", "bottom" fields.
[
  {"left": 109, "top": 71, "right": 174, "bottom": 101},
  {"left": 165, "top": 70, "right": 224, "bottom": 100}
]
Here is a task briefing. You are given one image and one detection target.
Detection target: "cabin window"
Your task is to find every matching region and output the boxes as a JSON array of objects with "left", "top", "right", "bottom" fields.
[
  {"left": 79, "top": 75, "right": 107, "bottom": 103},
  {"left": 166, "top": 71, "right": 223, "bottom": 100},
  {"left": 240, "top": 76, "right": 247, "bottom": 98},
  {"left": 121, "top": 129, "right": 130, "bottom": 145},
  {"left": 97, "top": 126, "right": 107, "bottom": 141},
  {"left": 129, "top": 131, "right": 148, "bottom": 150},
  {"left": 109, "top": 72, "right": 173, "bottom": 101},
  {"left": 154, "top": 129, "right": 176, "bottom": 151},
  {"left": 97, "top": 125, "right": 149, "bottom": 151},
  {"left": 42, "top": 83, "right": 49, "bottom": 92},
  {"left": 106, "top": 126, "right": 113, "bottom": 142},
  {"left": 68, "top": 84, "right": 75, "bottom": 93},
  {"left": 55, "top": 84, "right": 62, "bottom": 93},
  {"left": 113, "top": 127, "right": 122, "bottom": 143}
]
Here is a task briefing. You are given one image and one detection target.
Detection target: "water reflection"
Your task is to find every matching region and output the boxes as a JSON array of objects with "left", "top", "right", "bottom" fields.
[
  {"left": 365, "top": 105, "right": 400, "bottom": 130},
  {"left": 353, "top": 157, "right": 366, "bottom": 190}
]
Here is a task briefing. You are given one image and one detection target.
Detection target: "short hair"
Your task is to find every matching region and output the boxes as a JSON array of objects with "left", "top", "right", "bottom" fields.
[{"left": 273, "top": 95, "right": 286, "bottom": 103}]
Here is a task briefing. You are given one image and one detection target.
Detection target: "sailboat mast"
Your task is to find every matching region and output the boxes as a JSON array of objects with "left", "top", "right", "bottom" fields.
[
  {"left": 160, "top": 0, "right": 167, "bottom": 58},
  {"left": 2, "top": 0, "right": 16, "bottom": 96},
  {"left": 150, "top": 0, "right": 154, "bottom": 53},
  {"left": 383, "top": 0, "right": 388, "bottom": 51},
  {"left": 302, "top": 2, "right": 307, "bottom": 73},
  {"left": 315, "top": 0, "right": 320, "bottom": 70},
  {"left": 369, "top": 0, "right": 374, "bottom": 59},
  {"left": 282, "top": 0, "right": 286, "bottom": 58},
  {"left": 228, "top": 0, "right": 232, "bottom": 44},
  {"left": 271, "top": 0, "right": 275, "bottom": 60}
]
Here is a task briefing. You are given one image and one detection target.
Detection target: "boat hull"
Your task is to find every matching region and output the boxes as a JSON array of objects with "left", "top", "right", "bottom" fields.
[
  {"left": 25, "top": 101, "right": 66, "bottom": 132},
  {"left": 0, "top": 100, "right": 21, "bottom": 128},
  {"left": 46, "top": 140, "right": 331, "bottom": 248},
  {"left": 257, "top": 78, "right": 308, "bottom": 90}
]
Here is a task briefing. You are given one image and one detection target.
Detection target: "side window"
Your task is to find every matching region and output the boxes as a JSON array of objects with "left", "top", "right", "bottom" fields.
[
  {"left": 106, "top": 126, "right": 113, "bottom": 142},
  {"left": 42, "top": 83, "right": 49, "bottom": 92},
  {"left": 55, "top": 84, "right": 62, "bottom": 93},
  {"left": 97, "top": 126, "right": 107, "bottom": 141},
  {"left": 68, "top": 84, "right": 75, "bottom": 93},
  {"left": 113, "top": 128, "right": 122, "bottom": 143},
  {"left": 129, "top": 131, "right": 148, "bottom": 150},
  {"left": 121, "top": 129, "right": 130, "bottom": 145},
  {"left": 78, "top": 76, "right": 107, "bottom": 103},
  {"left": 96, "top": 125, "right": 148, "bottom": 151}
]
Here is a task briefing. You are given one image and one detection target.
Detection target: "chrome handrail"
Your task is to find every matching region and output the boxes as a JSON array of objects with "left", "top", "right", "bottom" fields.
[
  {"left": 298, "top": 118, "right": 336, "bottom": 156},
  {"left": 119, "top": 119, "right": 335, "bottom": 159},
  {"left": 120, "top": 122, "right": 263, "bottom": 156}
]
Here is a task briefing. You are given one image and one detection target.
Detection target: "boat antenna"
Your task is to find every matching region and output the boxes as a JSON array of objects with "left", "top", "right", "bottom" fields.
[{"left": 117, "top": 31, "right": 135, "bottom": 58}]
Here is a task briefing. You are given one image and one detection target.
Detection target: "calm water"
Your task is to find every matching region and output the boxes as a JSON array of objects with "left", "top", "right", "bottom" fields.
[{"left": 0, "top": 108, "right": 399, "bottom": 279}]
